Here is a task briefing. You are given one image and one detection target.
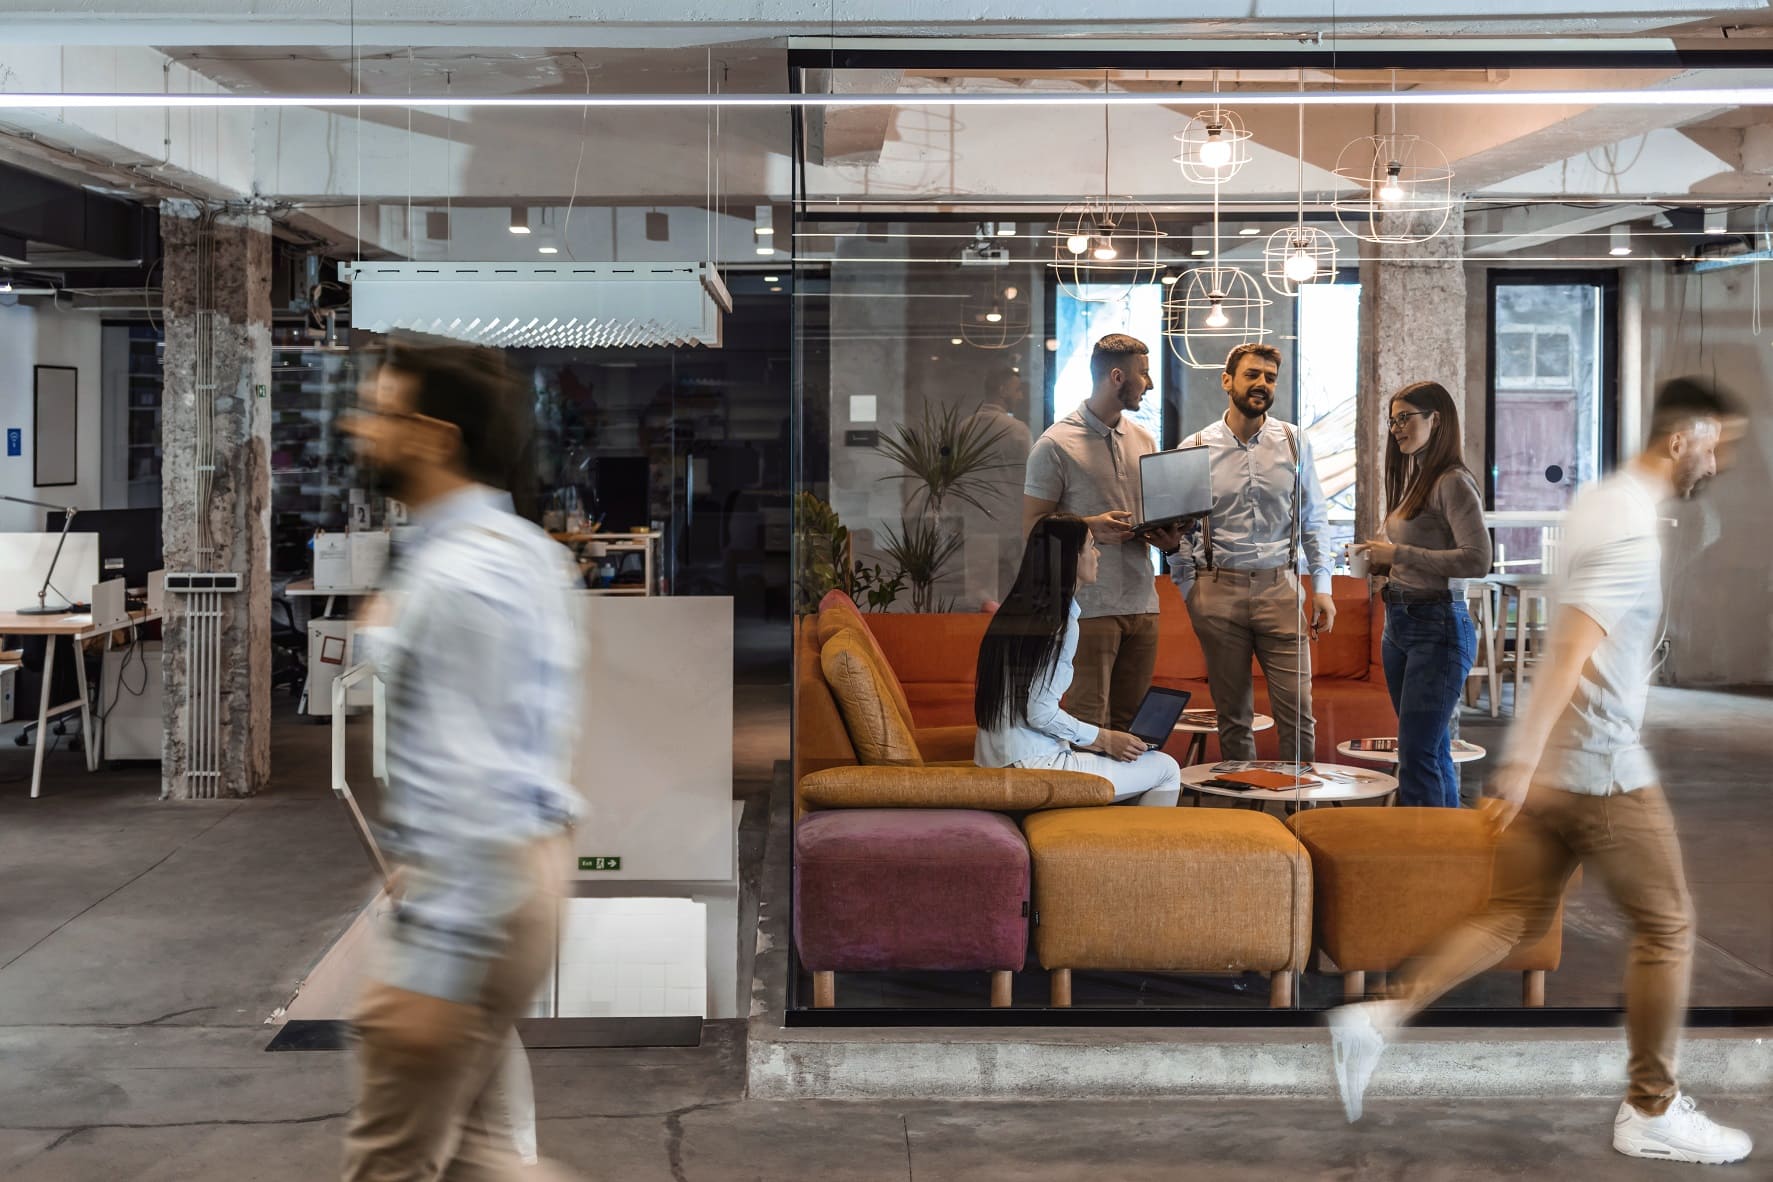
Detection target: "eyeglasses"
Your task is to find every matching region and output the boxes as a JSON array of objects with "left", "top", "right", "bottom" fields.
[{"left": 1387, "top": 410, "right": 1432, "bottom": 429}]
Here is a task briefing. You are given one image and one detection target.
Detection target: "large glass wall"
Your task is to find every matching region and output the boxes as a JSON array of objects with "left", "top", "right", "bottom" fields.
[{"left": 786, "top": 59, "right": 1773, "bottom": 1024}]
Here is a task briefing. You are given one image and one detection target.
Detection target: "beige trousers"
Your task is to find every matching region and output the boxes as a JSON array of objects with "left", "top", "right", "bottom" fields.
[
  {"left": 1185, "top": 568, "right": 1315, "bottom": 763},
  {"left": 1070, "top": 613, "right": 1161, "bottom": 732},
  {"left": 342, "top": 836, "right": 575, "bottom": 1182},
  {"left": 1392, "top": 784, "right": 1694, "bottom": 1116}
]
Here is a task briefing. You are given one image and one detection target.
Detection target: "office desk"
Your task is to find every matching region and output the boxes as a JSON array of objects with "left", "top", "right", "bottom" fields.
[{"left": 0, "top": 608, "right": 162, "bottom": 799}]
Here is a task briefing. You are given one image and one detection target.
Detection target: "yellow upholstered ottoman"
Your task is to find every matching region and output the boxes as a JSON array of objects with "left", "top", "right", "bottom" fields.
[
  {"left": 1022, "top": 807, "right": 1314, "bottom": 1008},
  {"left": 1288, "top": 807, "right": 1573, "bottom": 1006}
]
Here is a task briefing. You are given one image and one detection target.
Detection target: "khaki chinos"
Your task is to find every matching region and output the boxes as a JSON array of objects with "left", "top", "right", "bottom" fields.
[
  {"left": 343, "top": 835, "right": 572, "bottom": 1182},
  {"left": 1392, "top": 783, "right": 1694, "bottom": 1116},
  {"left": 1186, "top": 567, "right": 1315, "bottom": 764}
]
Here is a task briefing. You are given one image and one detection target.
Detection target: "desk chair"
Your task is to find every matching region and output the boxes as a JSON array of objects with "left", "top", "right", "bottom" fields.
[{"left": 4, "top": 635, "right": 84, "bottom": 748}]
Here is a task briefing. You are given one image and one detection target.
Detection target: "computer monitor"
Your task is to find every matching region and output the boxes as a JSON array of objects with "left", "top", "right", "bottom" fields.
[{"left": 45, "top": 507, "right": 163, "bottom": 588}]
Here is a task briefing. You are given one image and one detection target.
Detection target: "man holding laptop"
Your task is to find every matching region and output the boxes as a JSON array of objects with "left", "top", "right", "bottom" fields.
[
  {"left": 1024, "top": 334, "right": 1189, "bottom": 733},
  {"left": 1169, "top": 342, "right": 1336, "bottom": 767}
]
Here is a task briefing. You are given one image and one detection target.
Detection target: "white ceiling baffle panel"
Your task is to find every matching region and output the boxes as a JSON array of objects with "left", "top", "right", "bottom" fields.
[{"left": 340, "top": 261, "right": 731, "bottom": 349}]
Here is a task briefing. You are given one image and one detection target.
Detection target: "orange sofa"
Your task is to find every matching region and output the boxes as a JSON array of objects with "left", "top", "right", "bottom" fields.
[{"left": 855, "top": 574, "right": 1395, "bottom": 765}]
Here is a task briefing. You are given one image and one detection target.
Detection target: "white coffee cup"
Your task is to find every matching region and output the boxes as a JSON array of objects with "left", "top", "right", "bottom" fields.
[{"left": 1346, "top": 545, "right": 1371, "bottom": 578}]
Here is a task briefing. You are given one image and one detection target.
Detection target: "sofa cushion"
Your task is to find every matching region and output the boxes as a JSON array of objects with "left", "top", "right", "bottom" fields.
[
  {"left": 821, "top": 630, "right": 922, "bottom": 766},
  {"left": 816, "top": 591, "right": 917, "bottom": 728},
  {"left": 794, "top": 809, "right": 1030, "bottom": 972},
  {"left": 1023, "top": 807, "right": 1312, "bottom": 973},
  {"left": 799, "top": 764, "right": 1114, "bottom": 812},
  {"left": 1313, "top": 575, "right": 1376, "bottom": 680},
  {"left": 862, "top": 611, "right": 993, "bottom": 690},
  {"left": 1288, "top": 808, "right": 1567, "bottom": 972}
]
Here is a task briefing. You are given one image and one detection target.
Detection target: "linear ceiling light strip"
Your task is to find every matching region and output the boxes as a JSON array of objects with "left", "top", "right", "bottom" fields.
[{"left": 7, "top": 87, "right": 1773, "bottom": 109}]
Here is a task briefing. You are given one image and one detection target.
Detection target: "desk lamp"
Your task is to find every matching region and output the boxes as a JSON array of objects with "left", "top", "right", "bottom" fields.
[{"left": 1, "top": 494, "right": 79, "bottom": 614}]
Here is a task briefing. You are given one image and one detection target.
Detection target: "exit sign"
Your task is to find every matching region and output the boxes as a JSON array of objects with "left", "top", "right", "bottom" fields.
[{"left": 578, "top": 856, "right": 622, "bottom": 871}]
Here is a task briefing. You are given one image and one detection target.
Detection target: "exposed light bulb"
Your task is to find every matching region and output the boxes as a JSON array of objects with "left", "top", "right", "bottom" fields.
[
  {"left": 1003, "top": 285, "right": 1018, "bottom": 300},
  {"left": 1205, "top": 299, "right": 1230, "bottom": 329},
  {"left": 985, "top": 308, "right": 1004, "bottom": 323},
  {"left": 1283, "top": 246, "right": 1317, "bottom": 283},
  {"left": 1092, "top": 239, "right": 1119, "bottom": 261},
  {"left": 1198, "top": 126, "right": 1232, "bottom": 169},
  {"left": 950, "top": 337, "right": 963, "bottom": 345},
  {"left": 1378, "top": 162, "right": 1405, "bottom": 203},
  {"left": 1161, "top": 273, "right": 1178, "bottom": 285},
  {"left": 1066, "top": 233, "right": 1091, "bottom": 255}
]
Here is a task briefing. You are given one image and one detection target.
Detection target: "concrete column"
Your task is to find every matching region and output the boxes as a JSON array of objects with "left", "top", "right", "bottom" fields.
[
  {"left": 1355, "top": 225, "right": 1469, "bottom": 542},
  {"left": 159, "top": 201, "right": 273, "bottom": 799}
]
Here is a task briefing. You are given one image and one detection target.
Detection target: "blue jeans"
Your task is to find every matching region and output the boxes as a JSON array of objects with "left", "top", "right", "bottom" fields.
[{"left": 1381, "top": 600, "right": 1477, "bottom": 808}]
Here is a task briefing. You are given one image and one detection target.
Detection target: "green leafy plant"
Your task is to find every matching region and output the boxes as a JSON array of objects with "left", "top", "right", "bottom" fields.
[
  {"left": 875, "top": 401, "right": 1017, "bottom": 519},
  {"left": 794, "top": 492, "right": 901, "bottom": 613},
  {"left": 879, "top": 515, "right": 966, "bottom": 614}
]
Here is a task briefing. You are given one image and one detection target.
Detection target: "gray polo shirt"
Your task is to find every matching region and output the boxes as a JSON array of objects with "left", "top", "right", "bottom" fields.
[
  {"left": 1531, "top": 469, "right": 1664, "bottom": 794},
  {"left": 1024, "top": 404, "right": 1159, "bottom": 619}
]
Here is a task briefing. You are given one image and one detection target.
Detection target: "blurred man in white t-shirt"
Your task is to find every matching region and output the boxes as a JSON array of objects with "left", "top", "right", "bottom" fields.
[{"left": 1328, "top": 377, "right": 1754, "bottom": 1166}]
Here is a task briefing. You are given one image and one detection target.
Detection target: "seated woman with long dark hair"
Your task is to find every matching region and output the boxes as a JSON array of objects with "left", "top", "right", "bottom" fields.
[
  {"left": 974, "top": 513, "right": 1183, "bottom": 805},
  {"left": 1352, "top": 380, "right": 1493, "bottom": 808}
]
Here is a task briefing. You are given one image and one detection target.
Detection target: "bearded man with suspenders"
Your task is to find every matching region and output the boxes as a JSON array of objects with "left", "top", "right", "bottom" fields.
[{"left": 1167, "top": 342, "right": 1337, "bottom": 767}]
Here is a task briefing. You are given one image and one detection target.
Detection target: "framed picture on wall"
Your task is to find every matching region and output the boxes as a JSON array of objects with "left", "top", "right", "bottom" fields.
[{"left": 33, "top": 364, "right": 78, "bottom": 488}]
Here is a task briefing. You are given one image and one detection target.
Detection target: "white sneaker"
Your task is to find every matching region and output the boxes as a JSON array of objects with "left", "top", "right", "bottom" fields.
[
  {"left": 1613, "top": 1092, "right": 1753, "bottom": 1164},
  {"left": 1326, "top": 1000, "right": 1403, "bottom": 1123}
]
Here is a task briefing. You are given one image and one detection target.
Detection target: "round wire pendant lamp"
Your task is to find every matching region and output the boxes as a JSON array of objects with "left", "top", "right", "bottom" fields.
[
  {"left": 1262, "top": 226, "right": 1339, "bottom": 296},
  {"left": 958, "top": 278, "right": 1030, "bottom": 349},
  {"left": 1264, "top": 70, "right": 1340, "bottom": 296},
  {"left": 1173, "top": 107, "right": 1253, "bottom": 186},
  {"left": 1164, "top": 264, "right": 1271, "bottom": 371},
  {"left": 1048, "top": 196, "right": 1165, "bottom": 304},
  {"left": 1333, "top": 133, "right": 1455, "bottom": 244}
]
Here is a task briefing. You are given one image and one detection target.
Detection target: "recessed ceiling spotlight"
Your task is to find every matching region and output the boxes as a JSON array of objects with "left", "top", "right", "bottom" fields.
[
  {"left": 538, "top": 245, "right": 559, "bottom": 255},
  {"left": 1610, "top": 224, "right": 1632, "bottom": 256},
  {"left": 508, "top": 206, "right": 531, "bottom": 235}
]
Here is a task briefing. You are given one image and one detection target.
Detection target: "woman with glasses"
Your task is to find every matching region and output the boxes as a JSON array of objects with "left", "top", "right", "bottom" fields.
[{"left": 1350, "top": 382, "right": 1492, "bottom": 807}]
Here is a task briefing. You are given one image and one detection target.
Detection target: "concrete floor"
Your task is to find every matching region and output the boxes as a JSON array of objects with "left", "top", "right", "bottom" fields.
[{"left": 1, "top": 678, "right": 1769, "bottom": 1180}]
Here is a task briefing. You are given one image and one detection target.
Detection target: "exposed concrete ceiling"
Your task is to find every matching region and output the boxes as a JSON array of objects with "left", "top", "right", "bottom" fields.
[{"left": 1, "top": 4, "right": 1771, "bottom": 263}]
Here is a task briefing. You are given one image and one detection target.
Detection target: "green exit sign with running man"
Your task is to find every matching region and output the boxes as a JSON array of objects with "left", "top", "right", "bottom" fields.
[{"left": 579, "top": 856, "right": 622, "bottom": 871}]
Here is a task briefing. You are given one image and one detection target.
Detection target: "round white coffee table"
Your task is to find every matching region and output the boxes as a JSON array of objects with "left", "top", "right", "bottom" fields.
[
  {"left": 1172, "top": 712, "right": 1274, "bottom": 766},
  {"left": 1178, "top": 761, "right": 1399, "bottom": 812},
  {"left": 1335, "top": 739, "right": 1487, "bottom": 766}
]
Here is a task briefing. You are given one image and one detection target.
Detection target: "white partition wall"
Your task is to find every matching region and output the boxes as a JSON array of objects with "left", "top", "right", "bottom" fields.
[
  {"left": 0, "top": 532, "right": 100, "bottom": 611},
  {"left": 570, "top": 595, "right": 734, "bottom": 883}
]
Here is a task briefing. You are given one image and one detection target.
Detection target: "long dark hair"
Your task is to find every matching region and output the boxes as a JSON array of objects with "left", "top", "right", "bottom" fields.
[
  {"left": 974, "top": 514, "right": 1091, "bottom": 730},
  {"left": 1384, "top": 380, "right": 1470, "bottom": 520}
]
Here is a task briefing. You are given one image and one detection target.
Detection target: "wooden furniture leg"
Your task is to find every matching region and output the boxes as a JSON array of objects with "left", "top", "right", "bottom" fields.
[
  {"left": 812, "top": 970, "right": 835, "bottom": 1009},
  {"left": 1050, "top": 968, "right": 1072, "bottom": 1008},
  {"left": 1269, "top": 970, "right": 1295, "bottom": 1009},
  {"left": 990, "top": 970, "right": 1013, "bottom": 1009},
  {"left": 1343, "top": 971, "right": 1367, "bottom": 1002},
  {"left": 1523, "top": 970, "right": 1546, "bottom": 1008}
]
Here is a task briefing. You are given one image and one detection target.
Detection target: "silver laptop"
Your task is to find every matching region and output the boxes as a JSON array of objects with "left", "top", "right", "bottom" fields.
[{"left": 1133, "top": 445, "right": 1212, "bottom": 535}]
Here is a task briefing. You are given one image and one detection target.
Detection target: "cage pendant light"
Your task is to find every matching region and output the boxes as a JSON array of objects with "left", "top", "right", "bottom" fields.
[
  {"left": 1264, "top": 70, "right": 1339, "bottom": 296},
  {"left": 1050, "top": 75, "right": 1165, "bottom": 303},
  {"left": 1334, "top": 70, "right": 1456, "bottom": 244},
  {"left": 959, "top": 274, "right": 1030, "bottom": 350},
  {"left": 1165, "top": 176, "right": 1270, "bottom": 370},
  {"left": 1174, "top": 70, "right": 1253, "bottom": 186}
]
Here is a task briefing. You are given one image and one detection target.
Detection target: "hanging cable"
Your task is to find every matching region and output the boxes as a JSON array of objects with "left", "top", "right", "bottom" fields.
[{"left": 560, "top": 53, "right": 592, "bottom": 262}]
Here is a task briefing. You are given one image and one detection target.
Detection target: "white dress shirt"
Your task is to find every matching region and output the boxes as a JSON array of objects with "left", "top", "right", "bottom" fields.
[{"left": 975, "top": 599, "right": 1102, "bottom": 767}]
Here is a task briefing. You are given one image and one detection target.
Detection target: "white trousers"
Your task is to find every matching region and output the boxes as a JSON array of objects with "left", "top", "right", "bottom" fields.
[{"left": 1016, "top": 747, "right": 1183, "bottom": 806}]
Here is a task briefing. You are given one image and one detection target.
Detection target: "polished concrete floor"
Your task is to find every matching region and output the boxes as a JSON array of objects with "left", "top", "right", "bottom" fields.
[{"left": 1, "top": 673, "right": 1769, "bottom": 1180}]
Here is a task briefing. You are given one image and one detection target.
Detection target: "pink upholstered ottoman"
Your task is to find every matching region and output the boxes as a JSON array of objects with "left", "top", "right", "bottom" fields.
[{"left": 793, "top": 808, "right": 1030, "bottom": 1008}]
